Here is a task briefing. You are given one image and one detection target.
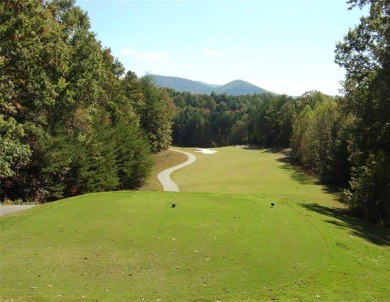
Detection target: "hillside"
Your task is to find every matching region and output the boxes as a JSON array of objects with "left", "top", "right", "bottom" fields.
[
  {"left": 215, "top": 79, "right": 269, "bottom": 95},
  {"left": 151, "top": 74, "right": 214, "bottom": 94},
  {"left": 151, "top": 74, "right": 271, "bottom": 95}
]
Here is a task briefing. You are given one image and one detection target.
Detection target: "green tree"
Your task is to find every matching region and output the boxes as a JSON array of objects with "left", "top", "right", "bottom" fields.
[
  {"left": 1, "top": 0, "right": 153, "bottom": 201},
  {"left": 301, "top": 100, "right": 342, "bottom": 181},
  {"left": 112, "top": 117, "right": 153, "bottom": 189},
  {"left": 1, "top": 0, "right": 67, "bottom": 201},
  {"left": 172, "top": 107, "right": 210, "bottom": 147},
  {"left": 122, "top": 71, "right": 145, "bottom": 117},
  {"left": 344, "top": 152, "right": 390, "bottom": 222},
  {"left": 290, "top": 105, "right": 314, "bottom": 163},
  {"left": 38, "top": 133, "right": 74, "bottom": 200},
  {"left": 275, "top": 98, "right": 296, "bottom": 147},
  {"left": 291, "top": 95, "right": 350, "bottom": 185},
  {"left": 335, "top": 0, "right": 390, "bottom": 224},
  {"left": 0, "top": 115, "right": 31, "bottom": 179},
  {"left": 76, "top": 117, "right": 119, "bottom": 194},
  {"left": 231, "top": 115, "right": 250, "bottom": 145},
  {"left": 140, "top": 75, "right": 175, "bottom": 153}
]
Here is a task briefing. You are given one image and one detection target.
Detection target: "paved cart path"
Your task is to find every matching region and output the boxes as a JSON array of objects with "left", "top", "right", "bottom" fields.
[
  {"left": 157, "top": 150, "right": 196, "bottom": 192},
  {"left": 0, "top": 205, "right": 36, "bottom": 216},
  {"left": 1, "top": 150, "right": 197, "bottom": 214}
]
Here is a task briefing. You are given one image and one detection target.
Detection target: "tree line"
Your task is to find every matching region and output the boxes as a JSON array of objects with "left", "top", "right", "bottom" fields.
[
  {"left": 170, "top": 0, "right": 389, "bottom": 225},
  {"left": 171, "top": 90, "right": 350, "bottom": 184},
  {"left": 1, "top": 0, "right": 174, "bottom": 202},
  {"left": 1, "top": 0, "right": 388, "bottom": 225}
]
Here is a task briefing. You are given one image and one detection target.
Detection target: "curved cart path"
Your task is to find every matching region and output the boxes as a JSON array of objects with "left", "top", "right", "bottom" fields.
[
  {"left": 1, "top": 150, "right": 196, "bottom": 215},
  {"left": 157, "top": 149, "right": 196, "bottom": 192},
  {"left": 0, "top": 205, "right": 36, "bottom": 216}
]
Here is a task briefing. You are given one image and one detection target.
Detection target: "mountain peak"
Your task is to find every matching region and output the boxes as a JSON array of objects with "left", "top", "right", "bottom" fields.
[
  {"left": 216, "top": 79, "right": 269, "bottom": 95},
  {"left": 151, "top": 74, "right": 271, "bottom": 95}
]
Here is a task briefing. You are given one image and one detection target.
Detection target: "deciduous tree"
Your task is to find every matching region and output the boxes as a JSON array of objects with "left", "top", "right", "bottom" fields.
[{"left": 335, "top": 0, "right": 390, "bottom": 224}]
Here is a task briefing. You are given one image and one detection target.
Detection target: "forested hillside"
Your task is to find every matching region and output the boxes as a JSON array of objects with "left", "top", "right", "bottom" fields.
[
  {"left": 0, "top": 1, "right": 174, "bottom": 202},
  {"left": 1, "top": 0, "right": 388, "bottom": 225},
  {"left": 151, "top": 74, "right": 270, "bottom": 95},
  {"left": 151, "top": 75, "right": 215, "bottom": 94}
]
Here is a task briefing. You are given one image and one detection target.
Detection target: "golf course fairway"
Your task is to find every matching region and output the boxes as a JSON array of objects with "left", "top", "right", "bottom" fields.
[{"left": 1, "top": 147, "right": 389, "bottom": 301}]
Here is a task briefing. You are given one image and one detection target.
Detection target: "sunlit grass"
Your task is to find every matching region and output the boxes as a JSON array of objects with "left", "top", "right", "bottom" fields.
[
  {"left": 174, "top": 147, "right": 338, "bottom": 206},
  {"left": 1, "top": 147, "right": 389, "bottom": 301},
  {"left": 0, "top": 192, "right": 327, "bottom": 301}
]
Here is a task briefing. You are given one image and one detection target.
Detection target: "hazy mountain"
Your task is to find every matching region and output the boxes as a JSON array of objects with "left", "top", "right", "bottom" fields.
[
  {"left": 151, "top": 74, "right": 271, "bottom": 95},
  {"left": 215, "top": 80, "right": 269, "bottom": 95},
  {"left": 151, "top": 75, "right": 214, "bottom": 94},
  {"left": 196, "top": 81, "right": 220, "bottom": 89}
]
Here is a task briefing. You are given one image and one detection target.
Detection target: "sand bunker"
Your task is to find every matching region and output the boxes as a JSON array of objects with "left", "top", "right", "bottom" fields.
[{"left": 194, "top": 148, "right": 218, "bottom": 155}]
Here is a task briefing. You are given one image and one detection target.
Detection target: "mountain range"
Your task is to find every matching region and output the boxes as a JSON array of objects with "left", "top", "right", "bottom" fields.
[{"left": 150, "top": 74, "right": 271, "bottom": 96}]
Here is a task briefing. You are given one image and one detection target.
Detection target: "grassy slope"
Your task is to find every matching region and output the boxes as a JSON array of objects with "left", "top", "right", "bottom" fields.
[{"left": 1, "top": 147, "right": 389, "bottom": 302}]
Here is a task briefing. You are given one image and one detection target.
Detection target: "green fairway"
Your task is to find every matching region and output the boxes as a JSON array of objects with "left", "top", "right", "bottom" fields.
[
  {"left": 173, "top": 147, "right": 338, "bottom": 206},
  {"left": 1, "top": 147, "right": 389, "bottom": 301}
]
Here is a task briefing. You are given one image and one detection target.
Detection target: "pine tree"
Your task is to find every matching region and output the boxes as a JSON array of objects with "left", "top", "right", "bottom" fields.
[{"left": 140, "top": 75, "right": 175, "bottom": 153}]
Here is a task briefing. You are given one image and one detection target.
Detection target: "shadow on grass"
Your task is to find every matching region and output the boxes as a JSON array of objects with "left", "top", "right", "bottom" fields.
[
  {"left": 275, "top": 155, "right": 317, "bottom": 185},
  {"left": 242, "top": 147, "right": 319, "bottom": 185},
  {"left": 241, "top": 147, "right": 389, "bottom": 246},
  {"left": 301, "top": 203, "right": 390, "bottom": 246},
  {"left": 238, "top": 144, "right": 263, "bottom": 150},
  {"left": 244, "top": 148, "right": 344, "bottom": 198}
]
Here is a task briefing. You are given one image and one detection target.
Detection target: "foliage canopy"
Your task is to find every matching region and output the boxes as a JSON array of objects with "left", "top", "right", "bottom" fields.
[{"left": 0, "top": 0, "right": 174, "bottom": 201}]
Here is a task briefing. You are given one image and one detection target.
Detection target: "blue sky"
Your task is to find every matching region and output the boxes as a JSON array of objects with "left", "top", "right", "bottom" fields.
[{"left": 76, "top": 0, "right": 367, "bottom": 96}]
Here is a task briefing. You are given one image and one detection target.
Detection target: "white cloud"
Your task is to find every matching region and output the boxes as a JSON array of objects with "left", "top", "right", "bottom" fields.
[
  {"left": 120, "top": 48, "right": 168, "bottom": 62},
  {"left": 201, "top": 47, "right": 221, "bottom": 57},
  {"left": 121, "top": 48, "right": 138, "bottom": 56}
]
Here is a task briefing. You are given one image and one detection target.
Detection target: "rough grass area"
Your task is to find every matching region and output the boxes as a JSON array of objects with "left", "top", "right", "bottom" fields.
[{"left": 1, "top": 147, "right": 389, "bottom": 302}]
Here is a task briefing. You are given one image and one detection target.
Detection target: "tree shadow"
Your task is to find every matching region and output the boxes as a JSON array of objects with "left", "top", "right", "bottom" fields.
[
  {"left": 244, "top": 148, "right": 344, "bottom": 200},
  {"left": 238, "top": 144, "right": 263, "bottom": 150},
  {"left": 300, "top": 203, "right": 390, "bottom": 246},
  {"left": 275, "top": 156, "right": 317, "bottom": 185},
  {"left": 242, "top": 147, "right": 318, "bottom": 185},
  {"left": 241, "top": 147, "right": 390, "bottom": 245}
]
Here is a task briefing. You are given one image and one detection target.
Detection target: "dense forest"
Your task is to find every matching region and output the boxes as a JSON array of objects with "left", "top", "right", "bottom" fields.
[
  {"left": 1, "top": 1, "right": 174, "bottom": 201},
  {"left": 170, "top": 90, "right": 358, "bottom": 197},
  {"left": 1, "top": 0, "right": 389, "bottom": 225}
]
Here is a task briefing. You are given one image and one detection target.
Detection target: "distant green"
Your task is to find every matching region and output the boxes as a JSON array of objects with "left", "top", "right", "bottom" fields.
[{"left": 1, "top": 147, "right": 389, "bottom": 301}]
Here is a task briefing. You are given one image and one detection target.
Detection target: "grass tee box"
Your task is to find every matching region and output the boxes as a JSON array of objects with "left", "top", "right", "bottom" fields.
[
  {"left": 0, "top": 192, "right": 325, "bottom": 301},
  {"left": 1, "top": 147, "right": 389, "bottom": 301}
]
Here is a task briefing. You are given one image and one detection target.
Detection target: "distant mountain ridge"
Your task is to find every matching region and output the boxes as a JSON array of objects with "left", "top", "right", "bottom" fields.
[{"left": 151, "top": 74, "right": 271, "bottom": 96}]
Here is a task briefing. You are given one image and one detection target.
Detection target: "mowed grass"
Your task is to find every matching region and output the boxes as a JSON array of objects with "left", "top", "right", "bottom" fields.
[
  {"left": 1, "top": 147, "right": 389, "bottom": 301},
  {"left": 173, "top": 147, "right": 337, "bottom": 206}
]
